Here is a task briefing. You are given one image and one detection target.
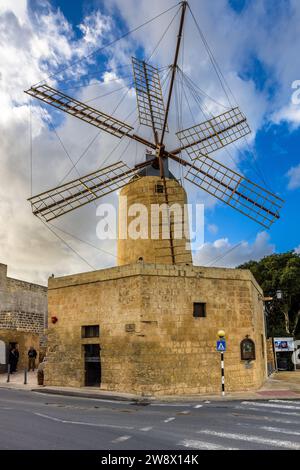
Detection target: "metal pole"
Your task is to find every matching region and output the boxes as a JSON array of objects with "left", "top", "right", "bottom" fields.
[
  {"left": 24, "top": 368, "right": 28, "bottom": 385},
  {"left": 6, "top": 363, "right": 10, "bottom": 383},
  {"left": 160, "top": 1, "right": 188, "bottom": 146},
  {"left": 273, "top": 338, "right": 278, "bottom": 372},
  {"left": 221, "top": 352, "right": 225, "bottom": 396}
]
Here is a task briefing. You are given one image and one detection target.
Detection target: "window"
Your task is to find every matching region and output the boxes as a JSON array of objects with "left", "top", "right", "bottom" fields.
[
  {"left": 82, "top": 325, "right": 99, "bottom": 338},
  {"left": 240, "top": 337, "right": 256, "bottom": 361},
  {"left": 193, "top": 302, "right": 206, "bottom": 318},
  {"left": 155, "top": 183, "right": 164, "bottom": 194}
]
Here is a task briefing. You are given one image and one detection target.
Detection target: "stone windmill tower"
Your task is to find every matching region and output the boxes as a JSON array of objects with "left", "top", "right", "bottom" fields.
[
  {"left": 25, "top": 1, "right": 283, "bottom": 267},
  {"left": 25, "top": 2, "right": 285, "bottom": 395}
]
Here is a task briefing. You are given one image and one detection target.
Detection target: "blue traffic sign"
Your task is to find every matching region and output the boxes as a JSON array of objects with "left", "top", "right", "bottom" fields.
[{"left": 216, "top": 340, "right": 226, "bottom": 352}]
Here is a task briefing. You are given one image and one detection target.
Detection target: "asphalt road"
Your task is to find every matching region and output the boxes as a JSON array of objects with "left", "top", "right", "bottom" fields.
[{"left": 0, "top": 388, "right": 300, "bottom": 450}]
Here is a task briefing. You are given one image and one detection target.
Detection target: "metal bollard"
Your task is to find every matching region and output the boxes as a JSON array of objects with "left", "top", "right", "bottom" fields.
[
  {"left": 24, "top": 368, "right": 28, "bottom": 385},
  {"left": 7, "top": 363, "right": 10, "bottom": 383}
]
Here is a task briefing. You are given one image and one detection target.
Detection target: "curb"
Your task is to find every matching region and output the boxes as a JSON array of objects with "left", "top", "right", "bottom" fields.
[
  {"left": 31, "top": 387, "right": 152, "bottom": 403},
  {"left": 30, "top": 387, "right": 300, "bottom": 403}
]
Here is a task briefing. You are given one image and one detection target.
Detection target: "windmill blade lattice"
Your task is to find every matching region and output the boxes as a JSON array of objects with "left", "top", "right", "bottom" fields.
[
  {"left": 175, "top": 107, "right": 251, "bottom": 159},
  {"left": 182, "top": 154, "right": 283, "bottom": 228},
  {"left": 25, "top": 85, "right": 134, "bottom": 139},
  {"left": 132, "top": 57, "right": 168, "bottom": 136},
  {"left": 28, "top": 161, "right": 154, "bottom": 222}
]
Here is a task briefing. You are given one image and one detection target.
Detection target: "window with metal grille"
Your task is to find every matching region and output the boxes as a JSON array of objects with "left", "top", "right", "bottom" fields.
[
  {"left": 82, "top": 325, "right": 99, "bottom": 338},
  {"left": 155, "top": 183, "right": 164, "bottom": 194},
  {"left": 193, "top": 303, "right": 206, "bottom": 318}
]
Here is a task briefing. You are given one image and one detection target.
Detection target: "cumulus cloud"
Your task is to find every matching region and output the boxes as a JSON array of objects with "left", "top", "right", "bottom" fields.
[
  {"left": 273, "top": 104, "right": 300, "bottom": 130},
  {"left": 193, "top": 232, "right": 275, "bottom": 268},
  {"left": 0, "top": 0, "right": 295, "bottom": 284},
  {"left": 0, "top": 1, "right": 122, "bottom": 284},
  {"left": 286, "top": 164, "right": 300, "bottom": 190},
  {"left": 207, "top": 224, "right": 218, "bottom": 235}
]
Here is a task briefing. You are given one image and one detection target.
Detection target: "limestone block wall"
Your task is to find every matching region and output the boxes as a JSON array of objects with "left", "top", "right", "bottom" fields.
[
  {"left": 45, "top": 263, "right": 267, "bottom": 395},
  {"left": 0, "top": 263, "right": 47, "bottom": 345},
  {"left": 118, "top": 177, "right": 193, "bottom": 266}
]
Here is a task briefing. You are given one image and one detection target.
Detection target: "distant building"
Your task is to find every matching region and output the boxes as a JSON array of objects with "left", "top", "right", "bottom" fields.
[{"left": 0, "top": 263, "right": 47, "bottom": 371}]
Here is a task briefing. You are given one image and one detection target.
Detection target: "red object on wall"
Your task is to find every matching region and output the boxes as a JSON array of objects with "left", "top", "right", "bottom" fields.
[{"left": 51, "top": 316, "right": 58, "bottom": 324}]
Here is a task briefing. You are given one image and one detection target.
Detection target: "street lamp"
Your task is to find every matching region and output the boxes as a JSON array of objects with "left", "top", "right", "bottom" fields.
[{"left": 276, "top": 289, "right": 283, "bottom": 300}]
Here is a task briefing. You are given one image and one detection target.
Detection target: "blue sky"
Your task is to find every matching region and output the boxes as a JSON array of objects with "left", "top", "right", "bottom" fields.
[{"left": 0, "top": 0, "right": 300, "bottom": 283}]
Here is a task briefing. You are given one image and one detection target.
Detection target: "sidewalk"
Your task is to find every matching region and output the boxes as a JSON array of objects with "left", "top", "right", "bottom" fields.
[
  {"left": 0, "top": 369, "right": 37, "bottom": 389},
  {"left": 1, "top": 370, "right": 300, "bottom": 402}
]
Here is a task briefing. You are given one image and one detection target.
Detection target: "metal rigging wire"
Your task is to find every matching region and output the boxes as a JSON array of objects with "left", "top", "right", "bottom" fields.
[
  {"left": 187, "top": 3, "right": 236, "bottom": 108},
  {"left": 48, "top": 223, "right": 126, "bottom": 265},
  {"left": 34, "top": 2, "right": 182, "bottom": 86},
  {"left": 40, "top": 220, "right": 97, "bottom": 271},
  {"left": 146, "top": 5, "right": 181, "bottom": 63},
  {"left": 203, "top": 229, "right": 261, "bottom": 267}
]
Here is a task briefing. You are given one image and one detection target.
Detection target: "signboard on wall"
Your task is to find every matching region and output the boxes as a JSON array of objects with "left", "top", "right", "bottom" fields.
[{"left": 274, "top": 337, "right": 294, "bottom": 352}]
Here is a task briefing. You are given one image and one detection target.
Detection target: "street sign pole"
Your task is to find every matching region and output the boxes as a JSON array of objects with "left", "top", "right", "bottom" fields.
[
  {"left": 221, "top": 351, "right": 225, "bottom": 396},
  {"left": 217, "top": 330, "right": 226, "bottom": 397}
]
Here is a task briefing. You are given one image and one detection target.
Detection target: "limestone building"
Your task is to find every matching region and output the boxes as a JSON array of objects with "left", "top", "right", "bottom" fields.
[
  {"left": 45, "top": 172, "right": 268, "bottom": 395},
  {"left": 0, "top": 263, "right": 48, "bottom": 370}
]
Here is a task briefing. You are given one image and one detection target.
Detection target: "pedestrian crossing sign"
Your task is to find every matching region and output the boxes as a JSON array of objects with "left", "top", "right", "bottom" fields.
[{"left": 217, "top": 340, "right": 226, "bottom": 352}]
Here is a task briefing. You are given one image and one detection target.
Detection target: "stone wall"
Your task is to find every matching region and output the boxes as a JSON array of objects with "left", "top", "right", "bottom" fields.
[
  {"left": 45, "top": 263, "right": 267, "bottom": 395},
  {"left": 118, "top": 177, "right": 192, "bottom": 266},
  {"left": 0, "top": 263, "right": 47, "bottom": 346}
]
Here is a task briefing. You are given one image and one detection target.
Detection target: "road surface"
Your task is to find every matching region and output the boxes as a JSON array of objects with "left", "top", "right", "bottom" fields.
[{"left": 0, "top": 388, "right": 300, "bottom": 450}]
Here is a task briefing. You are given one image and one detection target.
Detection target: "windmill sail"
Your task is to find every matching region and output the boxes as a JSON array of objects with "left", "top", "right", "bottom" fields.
[
  {"left": 168, "top": 153, "right": 283, "bottom": 229},
  {"left": 28, "top": 161, "right": 152, "bottom": 222},
  {"left": 175, "top": 107, "right": 251, "bottom": 159},
  {"left": 25, "top": 85, "right": 134, "bottom": 138},
  {"left": 132, "top": 57, "right": 168, "bottom": 136}
]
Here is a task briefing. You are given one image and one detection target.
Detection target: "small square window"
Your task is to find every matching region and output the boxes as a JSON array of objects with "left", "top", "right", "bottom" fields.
[
  {"left": 155, "top": 183, "right": 164, "bottom": 194},
  {"left": 193, "top": 302, "right": 206, "bottom": 318},
  {"left": 82, "top": 325, "right": 99, "bottom": 338}
]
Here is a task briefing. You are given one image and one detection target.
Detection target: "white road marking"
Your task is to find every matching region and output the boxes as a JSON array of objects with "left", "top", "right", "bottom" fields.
[
  {"left": 235, "top": 405, "right": 300, "bottom": 417},
  {"left": 260, "top": 426, "right": 300, "bottom": 437},
  {"left": 196, "top": 429, "right": 300, "bottom": 449},
  {"left": 139, "top": 427, "right": 153, "bottom": 432},
  {"left": 179, "top": 439, "right": 238, "bottom": 450},
  {"left": 194, "top": 405, "right": 203, "bottom": 409},
  {"left": 237, "top": 414, "right": 300, "bottom": 426},
  {"left": 164, "top": 417, "right": 176, "bottom": 423},
  {"left": 36, "top": 393, "right": 127, "bottom": 405},
  {"left": 34, "top": 412, "right": 134, "bottom": 429},
  {"left": 150, "top": 403, "right": 191, "bottom": 407},
  {"left": 112, "top": 435, "right": 132, "bottom": 443},
  {"left": 269, "top": 400, "right": 300, "bottom": 405},
  {"left": 242, "top": 401, "right": 300, "bottom": 410}
]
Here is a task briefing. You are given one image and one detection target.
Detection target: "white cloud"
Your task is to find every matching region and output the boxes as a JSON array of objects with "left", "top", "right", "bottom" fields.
[
  {"left": 273, "top": 104, "right": 300, "bottom": 130},
  {"left": 295, "top": 245, "right": 300, "bottom": 254},
  {"left": 207, "top": 224, "right": 218, "bottom": 235},
  {"left": 286, "top": 164, "right": 300, "bottom": 190},
  {"left": 0, "top": 0, "right": 295, "bottom": 283},
  {"left": 193, "top": 232, "right": 275, "bottom": 268},
  {"left": 0, "top": 0, "right": 121, "bottom": 284}
]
